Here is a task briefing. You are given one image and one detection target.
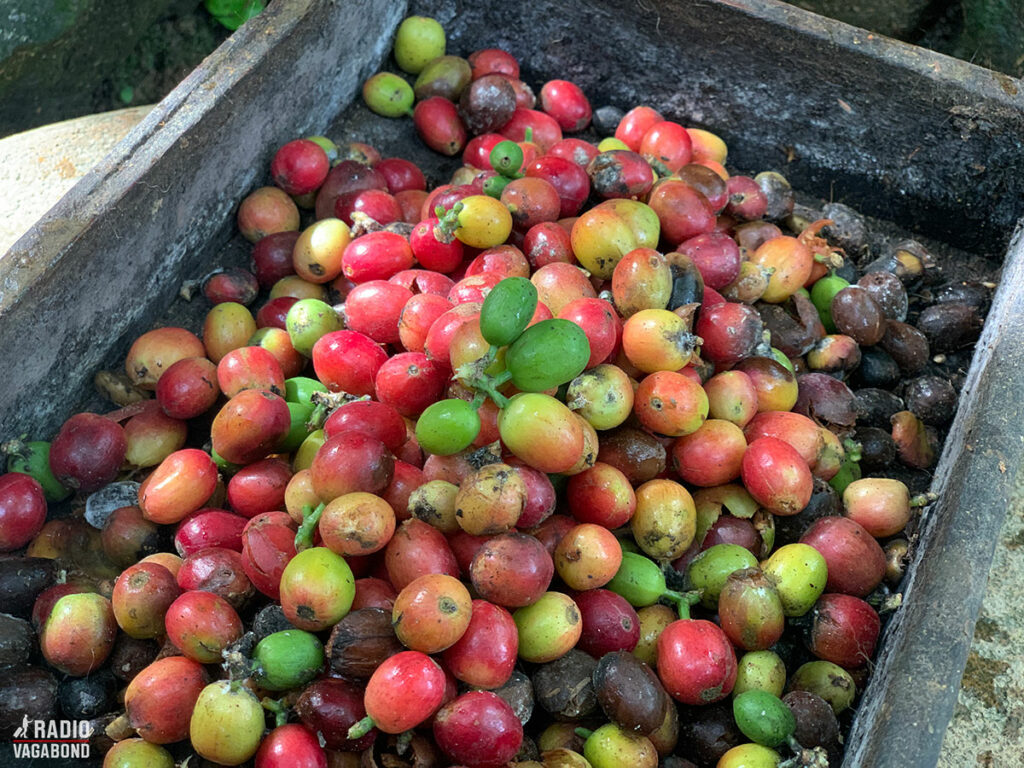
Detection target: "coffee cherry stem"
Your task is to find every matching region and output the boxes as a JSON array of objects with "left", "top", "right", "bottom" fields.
[
  {"left": 349, "top": 210, "right": 386, "bottom": 236},
  {"left": 294, "top": 502, "right": 326, "bottom": 552},
  {"left": 307, "top": 390, "right": 369, "bottom": 430},
  {"left": 395, "top": 729, "right": 414, "bottom": 755},
  {"left": 433, "top": 202, "right": 464, "bottom": 243},
  {"left": 670, "top": 590, "right": 702, "bottom": 620},
  {"left": 454, "top": 349, "right": 512, "bottom": 409},
  {"left": 261, "top": 697, "right": 289, "bottom": 728},
  {"left": 102, "top": 400, "right": 157, "bottom": 424},
  {"left": 473, "top": 373, "right": 511, "bottom": 409},
  {"left": 647, "top": 156, "right": 672, "bottom": 178},
  {"left": 347, "top": 715, "right": 376, "bottom": 740},
  {"left": 105, "top": 714, "right": 133, "bottom": 742},
  {"left": 813, "top": 249, "right": 845, "bottom": 268}
]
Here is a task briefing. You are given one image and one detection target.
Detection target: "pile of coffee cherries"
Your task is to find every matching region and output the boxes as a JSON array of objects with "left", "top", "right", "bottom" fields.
[{"left": 0, "top": 13, "right": 989, "bottom": 768}]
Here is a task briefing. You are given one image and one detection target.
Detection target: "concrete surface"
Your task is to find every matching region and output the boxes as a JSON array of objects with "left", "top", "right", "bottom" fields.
[
  {"left": 937, "top": 463, "right": 1024, "bottom": 767},
  {"left": 0, "top": 105, "right": 152, "bottom": 257},
  {"left": 1, "top": 103, "right": 1022, "bottom": 767}
]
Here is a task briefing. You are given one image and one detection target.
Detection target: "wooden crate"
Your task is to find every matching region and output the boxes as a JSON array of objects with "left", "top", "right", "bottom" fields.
[{"left": 1, "top": 2, "right": 1022, "bottom": 764}]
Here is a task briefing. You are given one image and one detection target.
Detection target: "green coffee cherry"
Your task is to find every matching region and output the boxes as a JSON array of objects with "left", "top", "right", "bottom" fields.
[
  {"left": 490, "top": 140, "right": 525, "bottom": 178},
  {"left": 362, "top": 72, "right": 415, "bottom": 118},
  {"left": 305, "top": 135, "right": 340, "bottom": 165},
  {"left": 760, "top": 543, "right": 828, "bottom": 617},
  {"left": 393, "top": 16, "right": 446, "bottom": 74},
  {"left": 278, "top": 401, "right": 314, "bottom": 453},
  {"left": 292, "top": 429, "right": 325, "bottom": 472},
  {"left": 810, "top": 273, "right": 850, "bottom": 332},
  {"left": 829, "top": 455, "right": 862, "bottom": 495},
  {"left": 205, "top": 0, "right": 266, "bottom": 31},
  {"left": 480, "top": 276, "right": 538, "bottom": 347},
  {"left": 285, "top": 298, "right": 342, "bottom": 356},
  {"left": 415, "top": 399, "right": 481, "bottom": 456},
  {"left": 733, "top": 690, "right": 796, "bottom": 747},
  {"left": 3, "top": 438, "right": 70, "bottom": 502},
  {"left": 687, "top": 543, "right": 759, "bottom": 609},
  {"left": 605, "top": 551, "right": 694, "bottom": 618},
  {"left": 252, "top": 630, "right": 324, "bottom": 691},
  {"left": 284, "top": 376, "right": 328, "bottom": 405}
]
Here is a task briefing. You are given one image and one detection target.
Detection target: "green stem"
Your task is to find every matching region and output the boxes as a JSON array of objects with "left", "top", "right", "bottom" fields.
[
  {"left": 433, "top": 202, "right": 464, "bottom": 243},
  {"left": 261, "top": 697, "right": 289, "bottom": 728},
  {"left": 455, "top": 356, "right": 513, "bottom": 410},
  {"left": 395, "top": 729, "right": 414, "bottom": 755},
  {"left": 574, "top": 727, "right": 594, "bottom": 740},
  {"left": 306, "top": 402, "right": 328, "bottom": 431},
  {"left": 648, "top": 157, "right": 672, "bottom": 178},
  {"left": 347, "top": 715, "right": 375, "bottom": 740},
  {"left": 478, "top": 371, "right": 512, "bottom": 409},
  {"left": 667, "top": 589, "right": 701, "bottom": 620},
  {"left": 294, "top": 502, "right": 326, "bottom": 552},
  {"left": 813, "top": 250, "right": 845, "bottom": 268}
]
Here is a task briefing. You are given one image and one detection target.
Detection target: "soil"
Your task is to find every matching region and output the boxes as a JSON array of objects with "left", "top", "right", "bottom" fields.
[{"left": 91, "top": 8, "right": 230, "bottom": 113}]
